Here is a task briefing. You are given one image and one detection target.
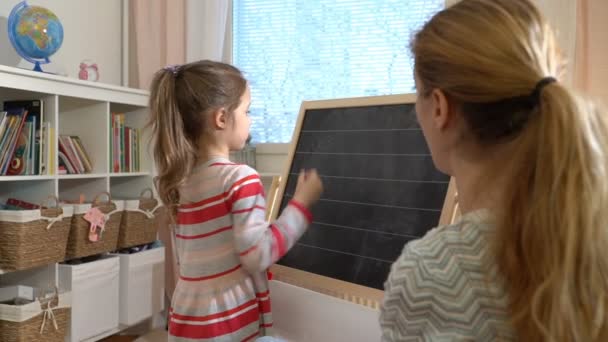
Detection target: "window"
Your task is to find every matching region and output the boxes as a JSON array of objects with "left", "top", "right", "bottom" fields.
[{"left": 233, "top": 0, "right": 444, "bottom": 143}]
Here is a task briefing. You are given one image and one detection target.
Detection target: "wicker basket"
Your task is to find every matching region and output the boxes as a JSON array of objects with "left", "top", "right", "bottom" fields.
[
  {"left": 0, "top": 289, "right": 71, "bottom": 342},
  {"left": 0, "top": 197, "right": 73, "bottom": 272},
  {"left": 64, "top": 192, "right": 124, "bottom": 260},
  {"left": 118, "top": 189, "right": 164, "bottom": 249}
]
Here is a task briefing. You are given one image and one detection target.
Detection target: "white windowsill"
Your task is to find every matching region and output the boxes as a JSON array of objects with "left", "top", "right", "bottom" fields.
[{"left": 254, "top": 143, "right": 290, "bottom": 155}]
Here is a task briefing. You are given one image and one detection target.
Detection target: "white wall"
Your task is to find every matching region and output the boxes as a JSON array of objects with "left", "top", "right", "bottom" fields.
[{"left": 0, "top": 0, "right": 123, "bottom": 86}]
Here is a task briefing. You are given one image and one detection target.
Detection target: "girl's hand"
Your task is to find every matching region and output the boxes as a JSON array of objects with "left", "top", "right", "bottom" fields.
[{"left": 293, "top": 169, "right": 323, "bottom": 209}]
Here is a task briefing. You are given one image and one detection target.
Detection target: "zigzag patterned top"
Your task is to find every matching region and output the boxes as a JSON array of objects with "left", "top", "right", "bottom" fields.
[{"left": 380, "top": 209, "right": 516, "bottom": 341}]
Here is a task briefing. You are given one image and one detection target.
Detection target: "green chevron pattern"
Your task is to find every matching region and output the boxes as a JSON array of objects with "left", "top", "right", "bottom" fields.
[{"left": 380, "top": 210, "right": 517, "bottom": 341}]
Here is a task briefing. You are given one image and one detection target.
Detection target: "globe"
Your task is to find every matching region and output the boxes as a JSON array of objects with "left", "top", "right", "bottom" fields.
[{"left": 8, "top": 1, "right": 64, "bottom": 72}]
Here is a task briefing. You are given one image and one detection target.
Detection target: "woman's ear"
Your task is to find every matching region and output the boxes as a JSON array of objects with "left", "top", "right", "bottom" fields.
[
  {"left": 212, "top": 108, "right": 228, "bottom": 129},
  {"left": 431, "top": 88, "right": 452, "bottom": 131}
]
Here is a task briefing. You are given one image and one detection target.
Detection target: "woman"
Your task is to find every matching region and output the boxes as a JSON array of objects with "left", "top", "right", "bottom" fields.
[{"left": 380, "top": 0, "right": 608, "bottom": 341}]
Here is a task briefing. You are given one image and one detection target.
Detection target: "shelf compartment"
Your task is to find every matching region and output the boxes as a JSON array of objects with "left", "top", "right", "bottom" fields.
[
  {"left": 110, "top": 175, "right": 154, "bottom": 200},
  {"left": 0, "top": 179, "right": 56, "bottom": 205},
  {"left": 59, "top": 96, "right": 109, "bottom": 174},
  {"left": 109, "top": 103, "right": 151, "bottom": 175},
  {"left": 58, "top": 177, "right": 108, "bottom": 204}
]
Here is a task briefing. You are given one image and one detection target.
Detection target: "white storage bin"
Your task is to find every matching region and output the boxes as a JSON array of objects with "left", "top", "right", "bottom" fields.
[
  {"left": 58, "top": 255, "right": 119, "bottom": 342},
  {"left": 269, "top": 280, "right": 381, "bottom": 342},
  {"left": 114, "top": 247, "right": 165, "bottom": 326}
]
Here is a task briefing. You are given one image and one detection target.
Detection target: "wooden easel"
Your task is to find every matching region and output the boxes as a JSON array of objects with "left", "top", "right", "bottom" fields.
[
  {"left": 265, "top": 174, "right": 460, "bottom": 309},
  {"left": 265, "top": 175, "right": 282, "bottom": 221}
]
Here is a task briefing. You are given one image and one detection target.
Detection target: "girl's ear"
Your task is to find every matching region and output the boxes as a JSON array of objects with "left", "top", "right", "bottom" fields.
[{"left": 212, "top": 108, "right": 228, "bottom": 129}]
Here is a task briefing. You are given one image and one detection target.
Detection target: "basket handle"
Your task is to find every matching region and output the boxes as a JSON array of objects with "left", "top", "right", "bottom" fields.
[
  {"left": 140, "top": 188, "right": 154, "bottom": 199},
  {"left": 38, "top": 286, "right": 60, "bottom": 333},
  {"left": 104, "top": 208, "right": 122, "bottom": 220},
  {"left": 39, "top": 195, "right": 60, "bottom": 210},
  {"left": 37, "top": 286, "right": 59, "bottom": 304},
  {"left": 133, "top": 203, "right": 163, "bottom": 219},
  {"left": 92, "top": 192, "right": 112, "bottom": 206},
  {"left": 137, "top": 188, "right": 161, "bottom": 218},
  {"left": 39, "top": 196, "right": 63, "bottom": 230}
]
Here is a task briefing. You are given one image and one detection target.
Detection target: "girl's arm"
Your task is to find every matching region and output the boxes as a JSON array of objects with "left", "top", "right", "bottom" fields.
[{"left": 227, "top": 165, "right": 312, "bottom": 273}]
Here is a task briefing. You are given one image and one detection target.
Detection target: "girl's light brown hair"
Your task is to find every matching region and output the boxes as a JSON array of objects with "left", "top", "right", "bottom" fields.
[
  {"left": 148, "top": 60, "right": 247, "bottom": 217},
  {"left": 413, "top": 0, "right": 608, "bottom": 340}
]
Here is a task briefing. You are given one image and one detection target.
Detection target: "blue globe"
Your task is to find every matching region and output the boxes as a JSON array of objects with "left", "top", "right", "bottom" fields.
[{"left": 8, "top": 1, "right": 64, "bottom": 72}]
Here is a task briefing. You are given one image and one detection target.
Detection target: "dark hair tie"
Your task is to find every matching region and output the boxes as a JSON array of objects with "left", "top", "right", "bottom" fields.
[{"left": 531, "top": 76, "right": 557, "bottom": 103}]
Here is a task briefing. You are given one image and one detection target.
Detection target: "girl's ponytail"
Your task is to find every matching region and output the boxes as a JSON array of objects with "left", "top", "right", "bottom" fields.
[{"left": 149, "top": 68, "right": 197, "bottom": 216}]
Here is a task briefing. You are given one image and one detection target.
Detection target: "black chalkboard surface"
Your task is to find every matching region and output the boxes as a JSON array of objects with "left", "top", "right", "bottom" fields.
[{"left": 271, "top": 94, "right": 454, "bottom": 291}]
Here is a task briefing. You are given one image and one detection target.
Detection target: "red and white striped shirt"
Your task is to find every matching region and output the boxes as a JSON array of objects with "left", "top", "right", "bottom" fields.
[{"left": 169, "top": 157, "right": 311, "bottom": 341}]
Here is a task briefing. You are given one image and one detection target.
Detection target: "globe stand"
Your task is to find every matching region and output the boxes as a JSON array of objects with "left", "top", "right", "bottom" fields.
[{"left": 33, "top": 61, "right": 43, "bottom": 72}]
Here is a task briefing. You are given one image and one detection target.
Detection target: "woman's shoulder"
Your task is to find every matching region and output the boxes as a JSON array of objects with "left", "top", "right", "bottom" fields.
[
  {"left": 381, "top": 209, "right": 513, "bottom": 340},
  {"left": 406, "top": 209, "right": 492, "bottom": 260},
  {"left": 385, "top": 209, "right": 496, "bottom": 298}
]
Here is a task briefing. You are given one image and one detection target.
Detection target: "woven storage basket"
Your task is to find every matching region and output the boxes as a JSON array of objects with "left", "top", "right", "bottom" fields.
[
  {"left": 118, "top": 189, "right": 163, "bottom": 249},
  {"left": 0, "top": 197, "right": 73, "bottom": 272},
  {"left": 65, "top": 192, "right": 124, "bottom": 260},
  {"left": 0, "top": 289, "right": 71, "bottom": 342}
]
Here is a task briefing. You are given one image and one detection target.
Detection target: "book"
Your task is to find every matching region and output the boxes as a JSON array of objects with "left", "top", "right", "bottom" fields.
[
  {"left": 1, "top": 108, "right": 29, "bottom": 175},
  {"left": 48, "top": 125, "right": 55, "bottom": 175},
  {"left": 6, "top": 198, "right": 40, "bottom": 210},
  {"left": 119, "top": 114, "right": 125, "bottom": 172},
  {"left": 0, "top": 115, "right": 17, "bottom": 170},
  {"left": 26, "top": 117, "right": 35, "bottom": 175},
  {"left": 71, "top": 136, "right": 93, "bottom": 173},
  {"left": 0, "top": 112, "right": 8, "bottom": 148},
  {"left": 58, "top": 135, "right": 83, "bottom": 174},
  {"left": 110, "top": 113, "right": 140, "bottom": 173},
  {"left": 58, "top": 151, "right": 76, "bottom": 174},
  {"left": 39, "top": 122, "right": 53, "bottom": 175},
  {"left": 3, "top": 100, "right": 44, "bottom": 175},
  {"left": 6, "top": 120, "right": 32, "bottom": 175},
  {"left": 125, "top": 127, "right": 131, "bottom": 172},
  {"left": 112, "top": 113, "right": 120, "bottom": 172}
]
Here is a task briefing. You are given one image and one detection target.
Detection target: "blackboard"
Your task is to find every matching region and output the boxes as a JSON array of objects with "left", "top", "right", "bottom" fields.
[{"left": 271, "top": 94, "right": 456, "bottom": 291}]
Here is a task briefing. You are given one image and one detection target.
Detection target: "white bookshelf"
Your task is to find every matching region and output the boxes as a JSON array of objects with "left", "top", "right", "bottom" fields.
[
  {"left": 0, "top": 65, "right": 153, "bottom": 341},
  {"left": 0, "top": 65, "right": 152, "bottom": 204}
]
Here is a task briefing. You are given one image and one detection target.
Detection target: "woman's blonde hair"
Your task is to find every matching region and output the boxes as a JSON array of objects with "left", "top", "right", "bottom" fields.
[
  {"left": 413, "top": 0, "right": 608, "bottom": 340},
  {"left": 148, "top": 60, "right": 247, "bottom": 217}
]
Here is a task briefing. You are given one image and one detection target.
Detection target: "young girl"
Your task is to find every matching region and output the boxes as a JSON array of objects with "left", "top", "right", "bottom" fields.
[
  {"left": 149, "top": 60, "right": 323, "bottom": 341},
  {"left": 381, "top": 0, "right": 608, "bottom": 341}
]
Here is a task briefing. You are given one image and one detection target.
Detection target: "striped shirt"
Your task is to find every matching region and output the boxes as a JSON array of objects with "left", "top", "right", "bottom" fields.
[
  {"left": 380, "top": 209, "right": 516, "bottom": 341},
  {"left": 169, "top": 157, "right": 312, "bottom": 341}
]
